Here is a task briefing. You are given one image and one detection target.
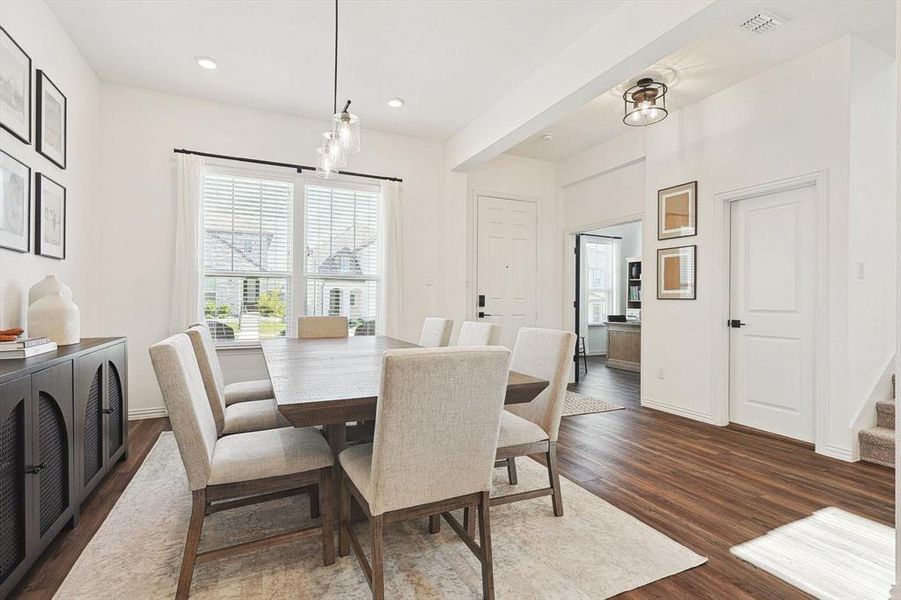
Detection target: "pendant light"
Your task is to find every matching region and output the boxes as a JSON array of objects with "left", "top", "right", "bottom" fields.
[
  {"left": 622, "top": 78, "right": 668, "bottom": 127},
  {"left": 316, "top": 0, "right": 360, "bottom": 179}
]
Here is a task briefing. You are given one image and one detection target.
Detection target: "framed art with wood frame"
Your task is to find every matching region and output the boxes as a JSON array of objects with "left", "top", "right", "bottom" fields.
[
  {"left": 36, "top": 70, "right": 67, "bottom": 169},
  {"left": 0, "top": 26, "right": 32, "bottom": 144},
  {"left": 0, "top": 149, "right": 31, "bottom": 252},
  {"left": 658, "top": 180, "right": 697, "bottom": 240},
  {"left": 657, "top": 245, "right": 696, "bottom": 300},
  {"left": 35, "top": 172, "right": 66, "bottom": 259}
]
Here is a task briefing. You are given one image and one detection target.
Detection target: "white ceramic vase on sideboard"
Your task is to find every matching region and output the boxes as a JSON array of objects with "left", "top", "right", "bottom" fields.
[
  {"left": 27, "top": 279, "right": 80, "bottom": 346},
  {"left": 28, "top": 275, "right": 73, "bottom": 305}
]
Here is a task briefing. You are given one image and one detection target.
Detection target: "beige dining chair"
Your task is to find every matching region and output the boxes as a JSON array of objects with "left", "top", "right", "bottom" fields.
[
  {"left": 298, "top": 315, "right": 349, "bottom": 339},
  {"left": 189, "top": 321, "right": 274, "bottom": 406},
  {"left": 487, "top": 327, "right": 576, "bottom": 519},
  {"left": 187, "top": 325, "right": 290, "bottom": 436},
  {"left": 456, "top": 321, "right": 501, "bottom": 346},
  {"left": 337, "top": 346, "right": 511, "bottom": 600},
  {"left": 417, "top": 317, "right": 453, "bottom": 347},
  {"left": 149, "top": 333, "right": 335, "bottom": 600}
]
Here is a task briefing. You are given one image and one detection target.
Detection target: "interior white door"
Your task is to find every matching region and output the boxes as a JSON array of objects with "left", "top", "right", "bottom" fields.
[
  {"left": 729, "top": 184, "right": 816, "bottom": 442},
  {"left": 477, "top": 195, "right": 537, "bottom": 348}
]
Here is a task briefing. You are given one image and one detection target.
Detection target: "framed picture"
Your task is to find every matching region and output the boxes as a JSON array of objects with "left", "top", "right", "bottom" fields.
[
  {"left": 657, "top": 245, "right": 696, "bottom": 300},
  {"left": 658, "top": 180, "right": 697, "bottom": 240},
  {"left": 0, "top": 27, "right": 32, "bottom": 144},
  {"left": 36, "top": 70, "right": 66, "bottom": 169},
  {"left": 35, "top": 172, "right": 65, "bottom": 259},
  {"left": 0, "top": 149, "right": 30, "bottom": 252}
]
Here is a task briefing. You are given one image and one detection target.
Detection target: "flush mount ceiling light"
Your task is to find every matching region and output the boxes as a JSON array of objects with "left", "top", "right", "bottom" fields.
[
  {"left": 387, "top": 97, "right": 404, "bottom": 108},
  {"left": 316, "top": 0, "right": 361, "bottom": 179},
  {"left": 195, "top": 56, "right": 218, "bottom": 70},
  {"left": 623, "top": 77, "right": 668, "bottom": 127}
]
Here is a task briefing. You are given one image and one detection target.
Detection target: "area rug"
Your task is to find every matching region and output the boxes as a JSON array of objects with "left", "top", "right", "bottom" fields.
[
  {"left": 561, "top": 390, "right": 624, "bottom": 417},
  {"left": 56, "top": 433, "right": 704, "bottom": 599},
  {"left": 731, "top": 507, "right": 894, "bottom": 600}
]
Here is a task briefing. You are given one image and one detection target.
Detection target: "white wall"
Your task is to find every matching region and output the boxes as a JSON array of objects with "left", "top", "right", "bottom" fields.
[
  {"left": 0, "top": 1, "right": 101, "bottom": 333},
  {"left": 96, "top": 84, "right": 455, "bottom": 416}
]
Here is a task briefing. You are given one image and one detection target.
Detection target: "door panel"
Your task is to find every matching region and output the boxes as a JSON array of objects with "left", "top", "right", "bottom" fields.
[
  {"left": 106, "top": 344, "right": 128, "bottom": 462},
  {"left": 0, "top": 376, "right": 32, "bottom": 595},
  {"left": 74, "top": 350, "right": 106, "bottom": 502},
  {"left": 477, "top": 196, "right": 537, "bottom": 348},
  {"left": 729, "top": 184, "right": 815, "bottom": 442}
]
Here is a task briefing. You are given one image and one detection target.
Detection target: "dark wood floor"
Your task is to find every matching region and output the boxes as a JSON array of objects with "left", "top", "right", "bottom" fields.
[{"left": 15, "top": 357, "right": 894, "bottom": 598}]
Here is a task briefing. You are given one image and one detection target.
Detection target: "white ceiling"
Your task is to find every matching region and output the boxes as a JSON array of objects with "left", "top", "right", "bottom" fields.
[
  {"left": 508, "top": 0, "right": 897, "bottom": 162},
  {"left": 47, "top": 0, "right": 621, "bottom": 141}
]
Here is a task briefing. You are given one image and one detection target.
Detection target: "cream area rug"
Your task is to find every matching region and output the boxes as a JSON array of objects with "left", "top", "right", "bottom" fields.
[
  {"left": 561, "top": 390, "right": 624, "bottom": 417},
  {"left": 56, "top": 433, "right": 704, "bottom": 599},
  {"left": 731, "top": 507, "right": 894, "bottom": 600}
]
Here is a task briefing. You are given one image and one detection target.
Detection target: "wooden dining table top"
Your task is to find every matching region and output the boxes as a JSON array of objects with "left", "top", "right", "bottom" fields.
[{"left": 261, "top": 335, "right": 549, "bottom": 428}]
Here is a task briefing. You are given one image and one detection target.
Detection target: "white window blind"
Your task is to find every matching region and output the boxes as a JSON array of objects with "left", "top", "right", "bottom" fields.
[
  {"left": 304, "top": 184, "right": 380, "bottom": 336},
  {"left": 202, "top": 170, "right": 293, "bottom": 342}
]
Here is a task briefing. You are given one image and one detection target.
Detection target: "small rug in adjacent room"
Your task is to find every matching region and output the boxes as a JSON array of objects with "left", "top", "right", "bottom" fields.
[
  {"left": 731, "top": 507, "right": 894, "bottom": 600},
  {"left": 56, "top": 433, "right": 704, "bottom": 599},
  {"left": 561, "top": 390, "right": 624, "bottom": 417}
]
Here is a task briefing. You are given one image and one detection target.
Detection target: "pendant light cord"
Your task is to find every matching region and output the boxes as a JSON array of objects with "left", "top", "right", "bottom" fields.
[{"left": 333, "top": 0, "right": 338, "bottom": 115}]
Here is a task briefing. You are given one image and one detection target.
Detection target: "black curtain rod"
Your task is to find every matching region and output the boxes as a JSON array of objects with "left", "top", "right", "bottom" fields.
[
  {"left": 172, "top": 148, "right": 403, "bottom": 183},
  {"left": 578, "top": 233, "right": 622, "bottom": 240}
]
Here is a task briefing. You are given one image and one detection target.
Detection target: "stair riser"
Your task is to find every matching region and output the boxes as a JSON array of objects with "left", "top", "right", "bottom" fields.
[
  {"left": 877, "top": 403, "right": 895, "bottom": 429},
  {"left": 861, "top": 446, "right": 894, "bottom": 468}
]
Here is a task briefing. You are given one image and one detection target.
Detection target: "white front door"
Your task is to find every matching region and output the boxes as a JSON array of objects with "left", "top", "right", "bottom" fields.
[
  {"left": 477, "top": 195, "right": 537, "bottom": 348},
  {"left": 729, "top": 184, "right": 816, "bottom": 442}
]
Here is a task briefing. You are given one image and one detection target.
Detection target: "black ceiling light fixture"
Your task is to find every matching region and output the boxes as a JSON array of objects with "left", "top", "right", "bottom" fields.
[{"left": 623, "top": 77, "right": 668, "bottom": 127}]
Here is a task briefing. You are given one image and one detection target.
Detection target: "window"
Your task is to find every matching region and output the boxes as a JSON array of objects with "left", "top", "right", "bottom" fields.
[
  {"left": 304, "top": 184, "right": 380, "bottom": 336},
  {"left": 585, "top": 239, "right": 616, "bottom": 325},
  {"left": 202, "top": 169, "right": 293, "bottom": 342}
]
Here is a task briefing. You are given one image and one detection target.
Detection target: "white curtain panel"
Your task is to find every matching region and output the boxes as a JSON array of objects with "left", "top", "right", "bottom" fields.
[
  {"left": 170, "top": 153, "right": 205, "bottom": 334},
  {"left": 379, "top": 180, "right": 404, "bottom": 337}
]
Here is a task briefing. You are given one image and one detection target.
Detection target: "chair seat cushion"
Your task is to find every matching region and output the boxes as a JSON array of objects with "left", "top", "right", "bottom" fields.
[
  {"left": 209, "top": 426, "right": 333, "bottom": 486},
  {"left": 223, "top": 398, "right": 290, "bottom": 435},
  {"left": 497, "top": 410, "right": 549, "bottom": 449},
  {"left": 224, "top": 379, "right": 274, "bottom": 406},
  {"left": 338, "top": 443, "right": 373, "bottom": 502}
]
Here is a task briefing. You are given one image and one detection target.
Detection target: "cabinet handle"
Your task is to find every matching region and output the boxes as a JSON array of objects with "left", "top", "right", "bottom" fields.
[
  {"left": 101, "top": 408, "right": 114, "bottom": 414},
  {"left": 26, "top": 462, "right": 47, "bottom": 475}
]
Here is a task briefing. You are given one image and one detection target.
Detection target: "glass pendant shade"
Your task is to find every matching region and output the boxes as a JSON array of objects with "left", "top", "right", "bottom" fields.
[
  {"left": 332, "top": 111, "right": 361, "bottom": 154},
  {"left": 315, "top": 146, "right": 341, "bottom": 179},
  {"left": 623, "top": 78, "right": 668, "bottom": 127},
  {"left": 321, "top": 131, "right": 347, "bottom": 165}
]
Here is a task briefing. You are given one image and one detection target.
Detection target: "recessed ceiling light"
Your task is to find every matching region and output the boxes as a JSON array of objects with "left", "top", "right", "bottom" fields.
[
  {"left": 387, "top": 97, "right": 404, "bottom": 108},
  {"left": 195, "top": 56, "right": 218, "bottom": 70}
]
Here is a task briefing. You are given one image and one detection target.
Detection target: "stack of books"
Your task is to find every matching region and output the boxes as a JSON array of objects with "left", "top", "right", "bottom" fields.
[{"left": 0, "top": 336, "right": 57, "bottom": 360}]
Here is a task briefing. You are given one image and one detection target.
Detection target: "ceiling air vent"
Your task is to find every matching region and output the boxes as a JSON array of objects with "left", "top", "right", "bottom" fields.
[{"left": 739, "top": 12, "right": 783, "bottom": 34}]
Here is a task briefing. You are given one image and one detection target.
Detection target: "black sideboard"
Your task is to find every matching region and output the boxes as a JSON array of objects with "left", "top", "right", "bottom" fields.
[{"left": 0, "top": 337, "right": 128, "bottom": 598}]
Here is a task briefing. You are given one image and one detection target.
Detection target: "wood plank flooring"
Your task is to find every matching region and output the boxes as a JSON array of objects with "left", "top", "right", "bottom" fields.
[{"left": 14, "top": 357, "right": 894, "bottom": 598}]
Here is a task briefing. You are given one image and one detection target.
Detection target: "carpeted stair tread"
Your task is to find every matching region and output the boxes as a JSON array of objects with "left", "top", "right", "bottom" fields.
[
  {"left": 859, "top": 426, "right": 894, "bottom": 468},
  {"left": 876, "top": 399, "right": 895, "bottom": 429}
]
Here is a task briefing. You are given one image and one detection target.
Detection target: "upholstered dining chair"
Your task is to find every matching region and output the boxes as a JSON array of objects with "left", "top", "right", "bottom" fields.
[
  {"left": 456, "top": 321, "right": 501, "bottom": 346},
  {"left": 417, "top": 317, "right": 453, "bottom": 347},
  {"left": 187, "top": 326, "right": 290, "bottom": 436},
  {"left": 337, "top": 346, "right": 511, "bottom": 599},
  {"left": 149, "top": 333, "right": 335, "bottom": 600},
  {"left": 488, "top": 328, "right": 576, "bottom": 518},
  {"left": 298, "top": 315, "right": 349, "bottom": 339},
  {"left": 189, "top": 322, "right": 274, "bottom": 406}
]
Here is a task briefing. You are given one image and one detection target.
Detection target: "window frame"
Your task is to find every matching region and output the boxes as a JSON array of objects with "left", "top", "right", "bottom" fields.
[{"left": 584, "top": 238, "right": 617, "bottom": 326}]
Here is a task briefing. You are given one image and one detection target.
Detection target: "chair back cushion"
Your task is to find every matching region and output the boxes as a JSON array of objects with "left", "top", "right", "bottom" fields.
[
  {"left": 417, "top": 317, "right": 453, "bottom": 347},
  {"left": 297, "top": 316, "right": 349, "bottom": 339},
  {"left": 185, "top": 325, "right": 227, "bottom": 435},
  {"left": 505, "top": 328, "right": 577, "bottom": 442},
  {"left": 457, "top": 321, "right": 501, "bottom": 346},
  {"left": 149, "top": 333, "right": 217, "bottom": 490},
  {"left": 369, "top": 347, "right": 510, "bottom": 515}
]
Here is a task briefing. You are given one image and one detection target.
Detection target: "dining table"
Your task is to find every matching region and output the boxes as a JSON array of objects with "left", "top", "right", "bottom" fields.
[{"left": 261, "top": 335, "right": 550, "bottom": 457}]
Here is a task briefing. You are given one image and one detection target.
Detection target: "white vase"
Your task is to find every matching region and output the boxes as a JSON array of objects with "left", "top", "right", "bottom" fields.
[
  {"left": 28, "top": 275, "right": 73, "bottom": 306},
  {"left": 28, "top": 291, "right": 80, "bottom": 345}
]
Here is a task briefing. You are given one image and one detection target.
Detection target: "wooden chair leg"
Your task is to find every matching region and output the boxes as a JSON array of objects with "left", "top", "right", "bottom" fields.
[
  {"left": 310, "top": 484, "right": 321, "bottom": 519},
  {"left": 463, "top": 506, "right": 476, "bottom": 537},
  {"left": 506, "top": 457, "right": 518, "bottom": 485},
  {"left": 338, "top": 475, "right": 350, "bottom": 557},
  {"left": 371, "top": 514, "right": 385, "bottom": 600},
  {"left": 477, "top": 491, "right": 495, "bottom": 600},
  {"left": 428, "top": 514, "right": 441, "bottom": 534},
  {"left": 176, "top": 489, "right": 206, "bottom": 600},
  {"left": 320, "top": 470, "right": 335, "bottom": 566},
  {"left": 547, "top": 442, "right": 564, "bottom": 517}
]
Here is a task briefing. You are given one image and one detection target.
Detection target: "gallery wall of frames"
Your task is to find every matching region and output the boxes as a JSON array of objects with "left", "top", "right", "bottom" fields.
[{"left": 1, "top": 26, "right": 68, "bottom": 260}]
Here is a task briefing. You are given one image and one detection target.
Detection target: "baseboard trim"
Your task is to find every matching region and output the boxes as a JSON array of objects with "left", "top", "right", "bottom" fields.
[
  {"left": 641, "top": 397, "right": 717, "bottom": 424},
  {"left": 129, "top": 407, "right": 168, "bottom": 420},
  {"left": 817, "top": 444, "right": 855, "bottom": 463}
]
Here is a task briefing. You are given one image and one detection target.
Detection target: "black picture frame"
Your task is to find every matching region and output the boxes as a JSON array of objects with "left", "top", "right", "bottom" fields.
[
  {"left": 36, "top": 70, "right": 67, "bottom": 169},
  {"left": 0, "top": 26, "right": 32, "bottom": 144},
  {"left": 657, "top": 180, "right": 698, "bottom": 241},
  {"left": 0, "top": 149, "right": 31, "bottom": 252},
  {"left": 35, "top": 172, "right": 66, "bottom": 259},
  {"left": 656, "top": 245, "right": 697, "bottom": 300}
]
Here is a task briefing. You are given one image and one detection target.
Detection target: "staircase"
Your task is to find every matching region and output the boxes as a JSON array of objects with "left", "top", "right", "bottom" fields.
[{"left": 860, "top": 375, "right": 896, "bottom": 467}]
